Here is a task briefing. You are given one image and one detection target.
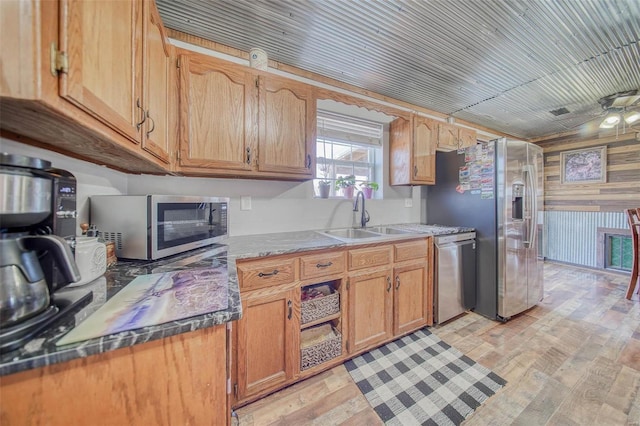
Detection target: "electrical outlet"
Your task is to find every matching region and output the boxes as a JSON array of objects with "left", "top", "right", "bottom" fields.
[
  {"left": 240, "top": 196, "right": 252, "bottom": 210},
  {"left": 404, "top": 198, "right": 413, "bottom": 208}
]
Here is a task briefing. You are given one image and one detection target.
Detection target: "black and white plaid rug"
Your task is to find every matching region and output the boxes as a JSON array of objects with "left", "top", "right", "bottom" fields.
[{"left": 344, "top": 328, "right": 506, "bottom": 426}]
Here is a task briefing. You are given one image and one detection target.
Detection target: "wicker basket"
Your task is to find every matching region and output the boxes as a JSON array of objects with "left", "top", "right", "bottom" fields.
[
  {"left": 301, "top": 285, "right": 340, "bottom": 324},
  {"left": 300, "top": 327, "right": 342, "bottom": 371}
]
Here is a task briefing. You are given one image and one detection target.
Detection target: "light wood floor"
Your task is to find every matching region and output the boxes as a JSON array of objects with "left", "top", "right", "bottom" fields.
[{"left": 234, "top": 262, "right": 640, "bottom": 425}]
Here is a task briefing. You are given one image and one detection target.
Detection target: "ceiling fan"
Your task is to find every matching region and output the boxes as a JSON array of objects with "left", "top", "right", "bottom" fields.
[{"left": 597, "top": 90, "right": 640, "bottom": 130}]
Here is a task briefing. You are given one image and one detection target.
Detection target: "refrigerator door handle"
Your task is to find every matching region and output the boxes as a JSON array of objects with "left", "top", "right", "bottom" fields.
[{"left": 522, "top": 165, "right": 536, "bottom": 248}]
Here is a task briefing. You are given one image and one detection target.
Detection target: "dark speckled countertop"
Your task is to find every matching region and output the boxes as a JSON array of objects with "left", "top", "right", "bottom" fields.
[{"left": 0, "top": 223, "right": 471, "bottom": 376}]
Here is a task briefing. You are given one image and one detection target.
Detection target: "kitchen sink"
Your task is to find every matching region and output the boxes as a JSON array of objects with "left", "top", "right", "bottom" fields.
[
  {"left": 366, "top": 226, "right": 413, "bottom": 235},
  {"left": 319, "top": 226, "right": 420, "bottom": 243},
  {"left": 322, "top": 228, "right": 381, "bottom": 239}
]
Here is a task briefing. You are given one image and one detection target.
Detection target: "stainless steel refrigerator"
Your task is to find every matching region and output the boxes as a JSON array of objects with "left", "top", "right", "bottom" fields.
[{"left": 424, "top": 138, "right": 544, "bottom": 321}]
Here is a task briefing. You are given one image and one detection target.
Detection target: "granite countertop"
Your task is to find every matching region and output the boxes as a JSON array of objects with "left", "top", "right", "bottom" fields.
[{"left": 0, "top": 223, "right": 471, "bottom": 376}]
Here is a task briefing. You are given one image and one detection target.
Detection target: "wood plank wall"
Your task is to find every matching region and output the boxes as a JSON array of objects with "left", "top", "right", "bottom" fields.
[{"left": 534, "top": 130, "right": 640, "bottom": 212}]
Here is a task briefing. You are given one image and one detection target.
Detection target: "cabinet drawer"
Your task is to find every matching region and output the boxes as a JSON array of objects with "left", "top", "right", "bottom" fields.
[
  {"left": 300, "top": 251, "right": 345, "bottom": 281},
  {"left": 395, "top": 239, "right": 428, "bottom": 262},
  {"left": 348, "top": 246, "right": 392, "bottom": 271},
  {"left": 237, "top": 257, "right": 296, "bottom": 291}
]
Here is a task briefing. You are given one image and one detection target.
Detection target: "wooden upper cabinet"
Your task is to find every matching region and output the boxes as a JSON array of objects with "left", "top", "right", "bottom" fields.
[
  {"left": 389, "top": 114, "right": 436, "bottom": 185},
  {"left": 178, "top": 54, "right": 256, "bottom": 172},
  {"left": 437, "top": 122, "right": 459, "bottom": 151},
  {"left": 437, "top": 122, "right": 477, "bottom": 151},
  {"left": 141, "top": 0, "right": 172, "bottom": 164},
  {"left": 389, "top": 116, "right": 411, "bottom": 186},
  {"left": 257, "top": 75, "right": 315, "bottom": 177},
  {"left": 458, "top": 127, "right": 477, "bottom": 149},
  {"left": 176, "top": 56, "right": 316, "bottom": 180},
  {"left": 59, "top": 0, "right": 143, "bottom": 144},
  {"left": 413, "top": 116, "right": 437, "bottom": 184}
]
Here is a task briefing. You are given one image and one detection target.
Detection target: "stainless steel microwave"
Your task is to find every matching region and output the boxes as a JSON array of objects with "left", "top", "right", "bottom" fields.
[{"left": 90, "top": 195, "right": 229, "bottom": 260}]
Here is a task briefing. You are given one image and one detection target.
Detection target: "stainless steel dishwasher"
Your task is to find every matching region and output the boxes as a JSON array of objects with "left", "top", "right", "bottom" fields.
[{"left": 434, "top": 232, "right": 476, "bottom": 324}]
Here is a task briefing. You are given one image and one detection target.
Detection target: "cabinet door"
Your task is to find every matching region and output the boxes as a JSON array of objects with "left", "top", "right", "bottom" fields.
[
  {"left": 141, "top": 0, "right": 171, "bottom": 164},
  {"left": 437, "top": 122, "right": 459, "bottom": 151},
  {"left": 236, "top": 288, "right": 299, "bottom": 400},
  {"left": 413, "top": 116, "right": 437, "bottom": 184},
  {"left": 0, "top": 325, "right": 229, "bottom": 425},
  {"left": 60, "top": 0, "right": 142, "bottom": 144},
  {"left": 458, "top": 127, "right": 477, "bottom": 149},
  {"left": 389, "top": 116, "right": 411, "bottom": 185},
  {"left": 178, "top": 54, "right": 255, "bottom": 171},
  {"left": 393, "top": 262, "right": 428, "bottom": 335},
  {"left": 257, "top": 75, "right": 315, "bottom": 177},
  {"left": 348, "top": 269, "right": 393, "bottom": 353}
]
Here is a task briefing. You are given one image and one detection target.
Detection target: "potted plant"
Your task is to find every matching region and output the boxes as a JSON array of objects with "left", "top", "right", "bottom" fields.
[
  {"left": 316, "top": 157, "right": 332, "bottom": 198},
  {"left": 335, "top": 174, "right": 356, "bottom": 199},
  {"left": 316, "top": 142, "right": 333, "bottom": 198},
  {"left": 359, "top": 181, "right": 379, "bottom": 199},
  {"left": 317, "top": 180, "right": 331, "bottom": 198}
]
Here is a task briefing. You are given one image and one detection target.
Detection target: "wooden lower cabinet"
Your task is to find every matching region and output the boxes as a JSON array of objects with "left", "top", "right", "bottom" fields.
[
  {"left": 393, "top": 261, "right": 429, "bottom": 335},
  {"left": 347, "top": 268, "right": 394, "bottom": 353},
  {"left": 0, "top": 325, "right": 229, "bottom": 425},
  {"left": 232, "top": 238, "right": 433, "bottom": 406},
  {"left": 348, "top": 239, "right": 433, "bottom": 354},
  {"left": 235, "top": 286, "right": 300, "bottom": 402}
]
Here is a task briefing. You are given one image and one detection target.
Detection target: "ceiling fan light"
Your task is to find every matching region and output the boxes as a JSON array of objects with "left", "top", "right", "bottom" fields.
[
  {"left": 599, "top": 113, "right": 620, "bottom": 128},
  {"left": 624, "top": 111, "right": 640, "bottom": 124}
]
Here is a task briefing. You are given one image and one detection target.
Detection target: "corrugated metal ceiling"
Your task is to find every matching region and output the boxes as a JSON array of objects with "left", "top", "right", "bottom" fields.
[{"left": 156, "top": 0, "right": 640, "bottom": 140}]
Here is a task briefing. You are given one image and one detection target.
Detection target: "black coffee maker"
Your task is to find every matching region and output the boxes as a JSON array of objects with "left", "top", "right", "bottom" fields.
[
  {"left": 0, "top": 154, "right": 89, "bottom": 353},
  {"left": 35, "top": 167, "right": 79, "bottom": 289}
]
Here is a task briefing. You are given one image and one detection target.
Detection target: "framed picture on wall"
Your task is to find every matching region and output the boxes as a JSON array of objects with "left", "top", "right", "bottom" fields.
[{"left": 560, "top": 146, "right": 607, "bottom": 184}]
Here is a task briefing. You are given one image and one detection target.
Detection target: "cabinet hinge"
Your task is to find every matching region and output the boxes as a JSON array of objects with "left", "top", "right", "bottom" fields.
[{"left": 50, "top": 43, "right": 68, "bottom": 76}]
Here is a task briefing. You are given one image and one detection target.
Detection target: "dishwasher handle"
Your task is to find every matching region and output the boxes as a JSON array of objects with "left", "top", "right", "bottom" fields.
[
  {"left": 434, "top": 232, "right": 476, "bottom": 246},
  {"left": 435, "top": 239, "right": 476, "bottom": 250}
]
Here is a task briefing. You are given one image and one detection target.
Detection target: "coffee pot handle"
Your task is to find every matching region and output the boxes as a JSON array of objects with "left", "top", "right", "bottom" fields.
[{"left": 21, "top": 235, "right": 81, "bottom": 284}]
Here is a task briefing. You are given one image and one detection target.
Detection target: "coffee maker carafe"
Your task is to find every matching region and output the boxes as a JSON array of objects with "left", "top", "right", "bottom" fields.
[
  {"left": 0, "top": 235, "right": 79, "bottom": 326},
  {"left": 0, "top": 153, "right": 81, "bottom": 334}
]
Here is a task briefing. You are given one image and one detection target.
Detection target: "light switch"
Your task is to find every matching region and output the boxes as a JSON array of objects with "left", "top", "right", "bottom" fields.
[{"left": 241, "top": 196, "right": 252, "bottom": 210}]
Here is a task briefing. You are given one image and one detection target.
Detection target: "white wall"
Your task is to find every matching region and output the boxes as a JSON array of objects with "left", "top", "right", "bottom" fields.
[{"left": 2, "top": 137, "right": 421, "bottom": 237}]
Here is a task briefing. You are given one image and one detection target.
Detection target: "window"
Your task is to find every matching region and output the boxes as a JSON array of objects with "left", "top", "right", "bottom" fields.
[
  {"left": 315, "top": 111, "right": 383, "bottom": 197},
  {"left": 606, "top": 234, "right": 633, "bottom": 271}
]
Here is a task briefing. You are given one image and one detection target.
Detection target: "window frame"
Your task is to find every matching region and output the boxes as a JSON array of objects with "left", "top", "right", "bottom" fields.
[{"left": 315, "top": 111, "right": 383, "bottom": 198}]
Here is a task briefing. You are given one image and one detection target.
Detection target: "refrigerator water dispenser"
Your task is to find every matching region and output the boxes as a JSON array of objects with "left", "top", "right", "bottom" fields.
[{"left": 512, "top": 183, "right": 524, "bottom": 220}]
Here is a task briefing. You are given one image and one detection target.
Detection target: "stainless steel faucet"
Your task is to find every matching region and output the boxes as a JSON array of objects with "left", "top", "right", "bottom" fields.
[{"left": 353, "top": 191, "right": 370, "bottom": 228}]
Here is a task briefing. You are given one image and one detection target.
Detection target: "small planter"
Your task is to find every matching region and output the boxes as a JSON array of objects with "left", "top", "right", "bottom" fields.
[
  {"left": 335, "top": 175, "right": 356, "bottom": 199},
  {"left": 318, "top": 182, "right": 331, "bottom": 198},
  {"left": 359, "top": 182, "right": 378, "bottom": 199},
  {"left": 342, "top": 186, "right": 355, "bottom": 199}
]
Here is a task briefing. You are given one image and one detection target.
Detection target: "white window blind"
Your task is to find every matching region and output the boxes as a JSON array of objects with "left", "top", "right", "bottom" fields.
[{"left": 317, "top": 111, "right": 383, "bottom": 147}]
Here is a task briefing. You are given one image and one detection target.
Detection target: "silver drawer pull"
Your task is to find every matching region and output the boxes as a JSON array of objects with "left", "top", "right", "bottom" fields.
[
  {"left": 316, "top": 261, "right": 333, "bottom": 268},
  {"left": 258, "top": 270, "right": 279, "bottom": 278}
]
